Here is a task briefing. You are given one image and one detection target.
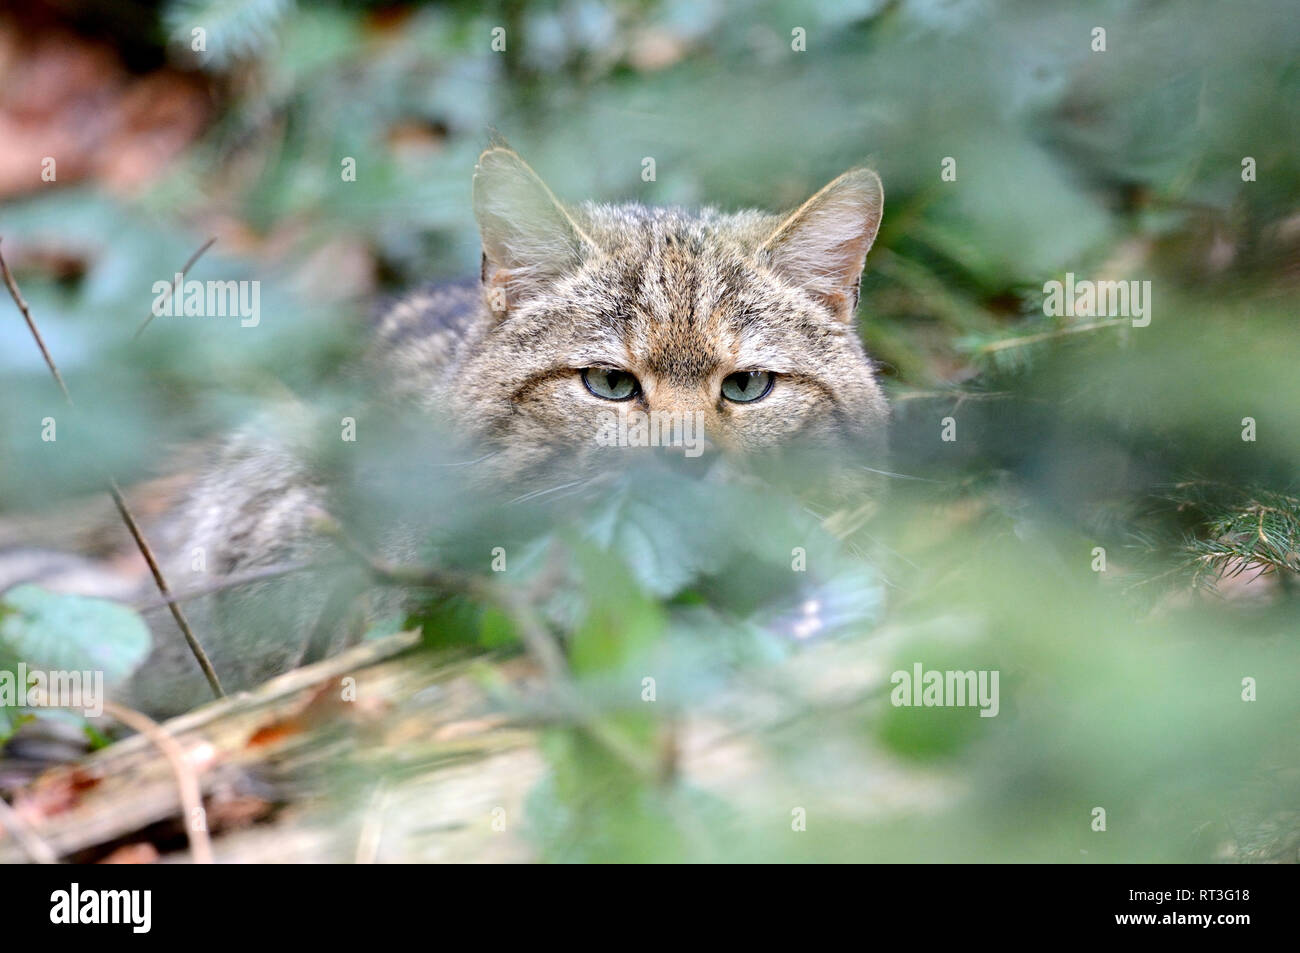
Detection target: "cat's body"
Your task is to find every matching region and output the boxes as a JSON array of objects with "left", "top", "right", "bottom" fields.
[{"left": 9, "top": 147, "right": 892, "bottom": 717}]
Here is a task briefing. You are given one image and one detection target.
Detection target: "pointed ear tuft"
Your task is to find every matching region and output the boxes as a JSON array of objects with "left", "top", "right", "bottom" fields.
[
  {"left": 757, "top": 168, "right": 884, "bottom": 322},
  {"left": 472, "top": 148, "right": 593, "bottom": 316}
]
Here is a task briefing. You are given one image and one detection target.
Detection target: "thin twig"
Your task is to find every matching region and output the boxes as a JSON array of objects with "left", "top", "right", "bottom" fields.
[
  {"left": 315, "top": 515, "right": 565, "bottom": 670},
  {"left": 106, "top": 478, "right": 223, "bottom": 696},
  {"left": 0, "top": 239, "right": 72, "bottom": 402},
  {"left": 311, "top": 513, "right": 483, "bottom": 593},
  {"left": 102, "top": 700, "right": 213, "bottom": 864},
  {"left": 0, "top": 239, "right": 224, "bottom": 698},
  {"left": 319, "top": 516, "right": 660, "bottom": 780},
  {"left": 492, "top": 586, "right": 570, "bottom": 686},
  {"left": 890, "top": 389, "right": 1012, "bottom": 402},
  {"left": 0, "top": 795, "right": 59, "bottom": 864},
  {"left": 133, "top": 237, "right": 217, "bottom": 340},
  {"left": 975, "top": 318, "right": 1128, "bottom": 354},
  {"left": 132, "top": 559, "right": 318, "bottom": 612}
]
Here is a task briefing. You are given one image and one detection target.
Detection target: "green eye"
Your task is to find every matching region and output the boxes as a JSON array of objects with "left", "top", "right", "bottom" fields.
[
  {"left": 721, "top": 370, "right": 774, "bottom": 403},
  {"left": 582, "top": 367, "right": 639, "bottom": 400}
]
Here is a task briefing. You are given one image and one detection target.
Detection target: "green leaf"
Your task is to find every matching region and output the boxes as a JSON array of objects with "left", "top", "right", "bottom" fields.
[
  {"left": 477, "top": 606, "right": 518, "bottom": 650},
  {"left": 569, "top": 547, "right": 665, "bottom": 675},
  {"left": 579, "top": 471, "right": 741, "bottom": 598},
  {"left": 0, "top": 585, "right": 151, "bottom": 688},
  {"left": 0, "top": 585, "right": 151, "bottom": 742}
]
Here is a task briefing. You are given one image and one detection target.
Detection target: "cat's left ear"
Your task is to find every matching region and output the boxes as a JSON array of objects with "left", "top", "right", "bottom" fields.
[{"left": 757, "top": 168, "right": 884, "bottom": 322}]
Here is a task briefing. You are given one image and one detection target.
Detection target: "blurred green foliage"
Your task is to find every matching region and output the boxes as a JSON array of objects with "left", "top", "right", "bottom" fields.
[
  {"left": 1, "top": 0, "right": 1298, "bottom": 861},
  {"left": 0, "top": 584, "right": 149, "bottom": 737}
]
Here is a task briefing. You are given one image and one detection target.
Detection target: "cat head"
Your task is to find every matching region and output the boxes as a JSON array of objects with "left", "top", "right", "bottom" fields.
[{"left": 444, "top": 145, "right": 890, "bottom": 499}]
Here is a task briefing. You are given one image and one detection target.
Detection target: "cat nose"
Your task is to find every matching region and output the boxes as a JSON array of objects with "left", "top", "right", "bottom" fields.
[{"left": 653, "top": 437, "right": 716, "bottom": 477}]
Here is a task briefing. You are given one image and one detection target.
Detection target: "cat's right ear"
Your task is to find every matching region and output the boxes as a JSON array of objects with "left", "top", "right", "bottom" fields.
[{"left": 473, "top": 148, "right": 592, "bottom": 316}]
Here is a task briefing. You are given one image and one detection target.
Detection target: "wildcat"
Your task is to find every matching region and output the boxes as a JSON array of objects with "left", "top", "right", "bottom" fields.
[
  {"left": 375, "top": 146, "right": 890, "bottom": 483},
  {"left": 7, "top": 146, "right": 892, "bottom": 717}
]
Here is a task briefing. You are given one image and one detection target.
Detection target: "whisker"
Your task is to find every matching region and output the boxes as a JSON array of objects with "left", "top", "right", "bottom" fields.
[
  {"left": 544, "top": 481, "right": 593, "bottom": 504},
  {"left": 433, "top": 451, "right": 499, "bottom": 468},
  {"left": 858, "top": 465, "right": 946, "bottom": 484},
  {"left": 507, "top": 479, "right": 586, "bottom": 505},
  {"left": 852, "top": 527, "right": 923, "bottom": 573}
]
